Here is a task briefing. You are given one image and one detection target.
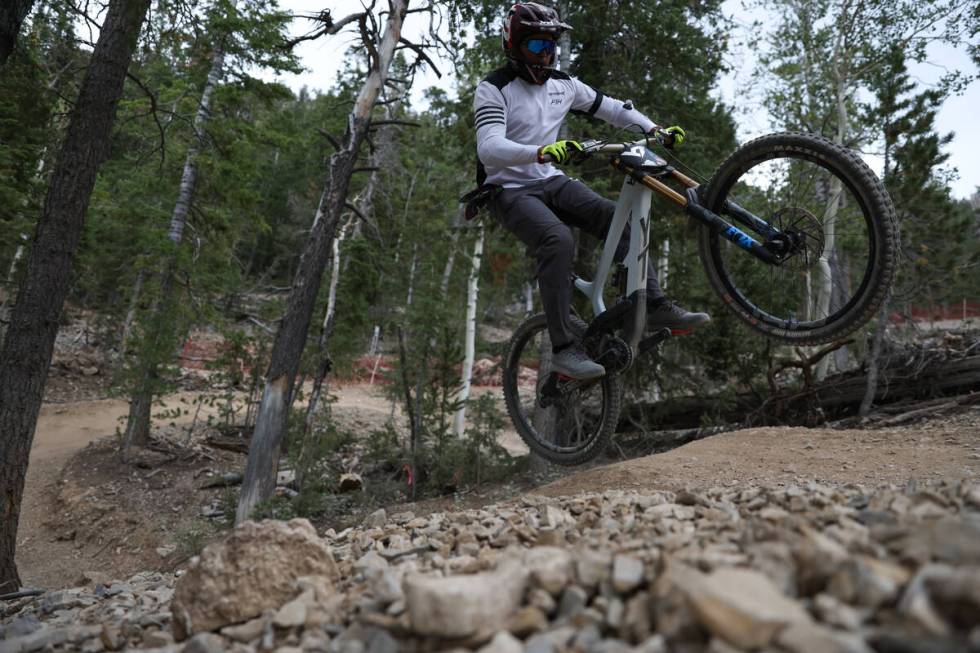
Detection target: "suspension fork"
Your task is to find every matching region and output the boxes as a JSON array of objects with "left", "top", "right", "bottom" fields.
[{"left": 633, "top": 168, "right": 784, "bottom": 265}]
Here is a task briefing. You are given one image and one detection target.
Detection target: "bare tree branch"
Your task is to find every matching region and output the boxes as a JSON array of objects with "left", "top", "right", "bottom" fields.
[
  {"left": 126, "top": 71, "right": 167, "bottom": 169},
  {"left": 283, "top": 10, "right": 367, "bottom": 49},
  {"left": 317, "top": 128, "right": 342, "bottom": 151},
  {"left": 397, "top": 37, "right": 442, "bottom": 78}
]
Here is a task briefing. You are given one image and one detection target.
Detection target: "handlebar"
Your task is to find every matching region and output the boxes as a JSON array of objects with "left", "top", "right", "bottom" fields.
[{"left": 540, "top": 134, "right": 667, "bottom": 163}]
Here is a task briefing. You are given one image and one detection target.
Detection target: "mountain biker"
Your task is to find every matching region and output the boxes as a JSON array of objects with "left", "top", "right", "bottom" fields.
[{"left": 474, "top": 2, "right": 710, "bottom": 380}]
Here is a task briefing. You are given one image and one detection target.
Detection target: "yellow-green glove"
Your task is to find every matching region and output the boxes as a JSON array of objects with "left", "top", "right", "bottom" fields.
[
  {"left": 537, "top": 139, "right": 584, "bottom": 164},
  {"left": 660, "top": 125, "right": 686, "bottom": 150}
]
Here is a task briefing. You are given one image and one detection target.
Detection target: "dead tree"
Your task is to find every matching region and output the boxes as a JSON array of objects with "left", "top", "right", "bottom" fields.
[
  {"left": 236, "top": 0, "right": 410, "bottom": 524},
  {"left": 0, "top": 0, "right": 151, "bottom": 594}
]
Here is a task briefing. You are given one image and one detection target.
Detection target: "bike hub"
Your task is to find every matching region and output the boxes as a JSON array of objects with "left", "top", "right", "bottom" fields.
[{"left": 765, "top": 207, "right": 824, "bottom": 270}]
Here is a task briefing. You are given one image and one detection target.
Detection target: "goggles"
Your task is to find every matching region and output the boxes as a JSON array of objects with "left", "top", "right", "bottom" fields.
[{"left": 524, "top": 38, "right": 556, "bottom": 55}]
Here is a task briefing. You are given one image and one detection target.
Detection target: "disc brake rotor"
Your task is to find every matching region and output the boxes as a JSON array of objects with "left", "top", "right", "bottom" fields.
[{"left": 772, "top": 207, "right": 825, "bottom": 271}]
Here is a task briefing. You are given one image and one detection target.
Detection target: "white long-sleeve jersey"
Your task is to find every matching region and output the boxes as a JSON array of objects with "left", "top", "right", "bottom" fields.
[{"left": 474, "top": 66, "right": 659, "bottom": 188}]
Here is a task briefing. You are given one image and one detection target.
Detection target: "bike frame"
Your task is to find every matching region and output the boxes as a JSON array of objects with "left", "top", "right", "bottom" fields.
[{"left": 571, "top": 138, "right": 787, "bottom": 352}]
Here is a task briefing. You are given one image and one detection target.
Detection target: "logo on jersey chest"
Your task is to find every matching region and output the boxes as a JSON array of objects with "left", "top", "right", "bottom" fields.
[{"left": 548, "top": 89, "right": 566, "bottom": 106}]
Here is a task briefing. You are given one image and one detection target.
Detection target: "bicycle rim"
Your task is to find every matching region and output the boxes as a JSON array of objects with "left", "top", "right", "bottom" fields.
[
  {"left": 502, "top": 314, "right": 620, "bottom": 466},
  {"left": 700, "top": 134, "right": 894, "bottom": 344}
]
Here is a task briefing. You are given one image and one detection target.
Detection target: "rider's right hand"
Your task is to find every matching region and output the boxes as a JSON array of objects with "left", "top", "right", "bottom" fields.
[
  {"left": 656, "top": 125, "right": 686, "bottom": 150},
  {"left": 537, "top": 139, "right": 584, "bottom": 164}
]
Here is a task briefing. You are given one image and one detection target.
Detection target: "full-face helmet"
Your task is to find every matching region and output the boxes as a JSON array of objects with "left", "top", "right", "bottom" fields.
[{"left": 501, "top": 3, "right": 571, "bottom": 84}]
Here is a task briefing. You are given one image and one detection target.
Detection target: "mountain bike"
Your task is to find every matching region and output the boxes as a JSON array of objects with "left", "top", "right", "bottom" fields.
[{"left": 501, "top": 132, "right": 898, "bottom": 465}]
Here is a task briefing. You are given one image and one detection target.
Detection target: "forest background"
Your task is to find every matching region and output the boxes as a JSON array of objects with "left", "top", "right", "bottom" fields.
[{"left": 0, "top": 0, "right": 978, "bottom": 592}]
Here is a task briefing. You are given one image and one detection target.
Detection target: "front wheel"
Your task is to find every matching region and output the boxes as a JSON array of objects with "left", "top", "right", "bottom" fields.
[
  {"left": 502, "top": 313, "right": 622, "bottom": 466},
  {"left": 698, "top": 132, "right": 899, "bottom": 345}
]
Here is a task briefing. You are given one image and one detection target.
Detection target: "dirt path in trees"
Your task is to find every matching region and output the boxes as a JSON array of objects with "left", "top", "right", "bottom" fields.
[{"left": 16, "top": 383, "right": 980, "bottom": 590}]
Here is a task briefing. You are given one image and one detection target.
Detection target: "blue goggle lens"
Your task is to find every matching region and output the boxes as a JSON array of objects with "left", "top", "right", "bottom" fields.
[{"left": 525, "top": 38, "right": 556, "bottom": 54}]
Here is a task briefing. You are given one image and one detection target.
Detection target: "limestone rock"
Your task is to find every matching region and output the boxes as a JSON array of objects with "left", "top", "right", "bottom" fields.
[
  {"left": 170, "top": 519, "right": 338, "bottom": 639},
  {"left": 673, "top": 563, "right": 811, "bottom": 650},
  {"left": 612, "top": 554, "right": 645, "bottom": 593},
  {"left": 524, "top": 546, "right": 573, "bottom": 596},
  {"left": 404, "top": 559, "right": 528, "bottom": 638},
  {"left": 478, "top": 630, "right": 524, "bottom": 653}
]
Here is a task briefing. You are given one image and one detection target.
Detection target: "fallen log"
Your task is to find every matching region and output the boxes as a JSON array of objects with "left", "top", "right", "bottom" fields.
[{"left": 623, "top": 352, "right": 980, "bottom": 431}]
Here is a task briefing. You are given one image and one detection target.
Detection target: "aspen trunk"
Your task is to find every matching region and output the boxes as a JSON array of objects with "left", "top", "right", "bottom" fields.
[
  {"left": 453, "top": 224, "right": 484, "bottom": 438},
  {"left": 859, "top": 295, "right": 890, "bottom": 416},
  {"left": 814, "top": 73, "right": 848, "bottom": 382},
  {"left": 122, "top": 38, "right": 227, "bottom": 454},
  {"left": 297, "top": 217, "right": 352, "bottom": 486},
  {"left": 236, "top": 0, "right": 408, "bottom": 524},
  {"left": 119, "top": 266, "right": 144, "bottom": 355},
  {"left": 0, "top": 0, "right": 150, "bottom": 593}
]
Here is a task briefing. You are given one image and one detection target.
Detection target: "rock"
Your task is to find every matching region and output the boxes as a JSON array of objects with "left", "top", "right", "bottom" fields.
[
  {"left": 540, "top": 505, "right": 568, "bottom": 528},
  {"left": 182, "top": 632, "right": 227, "bottom": 653},
  {"left": 100, "top": 623, "right": 124, "bottom": 651},
  {"left": 353, "top": 550, "right": 389, "bottom": 574},
  {"left": 575, "top": 549, "right": 612, "bottom": 591},
  {"left": 478, "top": 631, "right": 523, "bottom": 653},
  {"left": 404, "top": 558, "right": 528, "bottom": 638},
  {"left": 1, "top": 614, "right": 41, "bottom": 639},
  {"left": 156, "top": 544, "right": 177, "bottom": 558},
  {"left": 339, "top": 473, "right": 363, "bottom": 492},
  {"left": 777, "top": 621, "right": 874, "bottom": 653},
  {"left": 894, "top": 517, "right": 980, "bottom": 566},
  {"left": 827, "top": 557, "right": 906, "bottom": 609},
  {"left": 3, "top": 626, "right": 69, "bottom": 653},
  {"left": 220, "top": 615, "right": 268, "bottom": 643},
  {"left": 674, "top": 564, "right": 811, "bottom": 650},
  {"left": 143, "top": 630, "right": 174, "bottom": 647},
  {"left": 524, "top": 546, "right": 573, "bottom": 596},
  {"left": 170, "top": 519, "right": 338, "bottom": 639},
  {"left": 506, "top": 606, "right": 547, "bottom": 637},
  {"left": 620, "top": 592, "right": 653, "bottom": 644},
  {"left": 921, "top": 564, "right": 980, "bottom": 629},
  {"left": 556, "top": 585, "right": 588, "bottom": 620},
  {"left": 273, "top": 590, "right": 310, "bottom": 628},
  {"left": 364, "top": 509, "right": 387, "bottom": 529},
  {"left": 81, "top": 366, "right": 99, "bottom": 376},
  {"left": 612, "top": 554, "right": 645, "bottom": 593},
  {"left": 367, "top": 568, "right": 403, "bottom": 605},
  {"left": 813, "top": 593, "right": 867, "bottom": 630},
  {"left": 898, "top": 564, "right": 956, "bottom": 636}
]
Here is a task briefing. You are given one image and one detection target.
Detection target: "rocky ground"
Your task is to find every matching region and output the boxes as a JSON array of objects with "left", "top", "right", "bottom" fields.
[{"left": 3, "top": 474, "right": 980, "bottom": 653}]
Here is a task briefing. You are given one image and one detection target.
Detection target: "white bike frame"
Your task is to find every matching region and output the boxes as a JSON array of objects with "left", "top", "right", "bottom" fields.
[{"left": 572, "top": 140, "right": 657, "bottom": 350}]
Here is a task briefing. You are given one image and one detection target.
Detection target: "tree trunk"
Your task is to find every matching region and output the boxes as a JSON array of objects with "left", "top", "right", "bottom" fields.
[
  {"left": 118, "top": 266, "right": 144, "bottom": 355},
  {"left": 0, "top": 0, "right": 34, "bottom": 68},
  {"left": 236, "top": 0, "right": 408, "bottom": 524},
  {"left": 453, "top": 224, "right": 484, "bottom": 438},
  {"left": 859, "top": 295, "right": 890, "bottom": 416},
  {"left": 123, "top": 40, "right": 227, "bottom": 454},
  {"left": 297, "top": 217, "right": 352, "bottom": 487},
  {"left": 0, "top": 0, "right": 150, "bottom": 594},
  {"left": 814, "top": 70, "right": 849, "bottom": 382}
]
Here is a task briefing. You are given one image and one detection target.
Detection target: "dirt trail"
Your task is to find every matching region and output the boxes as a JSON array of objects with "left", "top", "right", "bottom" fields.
[
  {"left": 539, "top": 422, "right": 980, "bottom": 497},
  {"left": 17, "top": 383, "right": 980, "bottom": 590}
]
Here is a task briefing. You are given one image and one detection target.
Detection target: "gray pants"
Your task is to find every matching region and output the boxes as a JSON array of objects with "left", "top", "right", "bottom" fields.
[{"left": 494, "top": 175, "right": 665, "bottom": 348}]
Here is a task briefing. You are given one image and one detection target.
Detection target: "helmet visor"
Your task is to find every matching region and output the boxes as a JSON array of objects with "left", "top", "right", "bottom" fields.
[{"left": 524, "top": 38, "right": 556, "bottom": 54}]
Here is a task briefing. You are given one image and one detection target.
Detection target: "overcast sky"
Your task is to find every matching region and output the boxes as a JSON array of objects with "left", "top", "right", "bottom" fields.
[{"left": 258, "top": 0, "right": 979, "bottom": 200}]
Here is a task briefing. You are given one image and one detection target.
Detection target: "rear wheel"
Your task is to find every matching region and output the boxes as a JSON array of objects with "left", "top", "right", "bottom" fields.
[
  {"left": 698, "top": 132, "right": 898, "bottom": 345},
  {"left": 502, "top": 313, "right": 622, "bottom": 466}
]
